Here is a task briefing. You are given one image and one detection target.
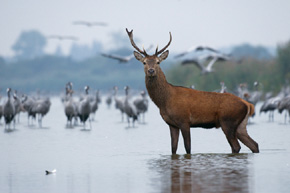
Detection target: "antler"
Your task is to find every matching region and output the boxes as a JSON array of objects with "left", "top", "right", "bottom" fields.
[
  {"left": 126, "top": 28, "right": 148, "bottom": 56},
  {"left": 155, "top": 32, "right": 172, "bottom": 56},
  {"left": 126, "top": 28, "right": 172, "bottom": 56}
]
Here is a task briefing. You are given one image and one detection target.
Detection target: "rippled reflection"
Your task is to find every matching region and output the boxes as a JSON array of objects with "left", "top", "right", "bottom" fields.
[{"left": 148, "top": 154, "right": 253, "bottom": 193}]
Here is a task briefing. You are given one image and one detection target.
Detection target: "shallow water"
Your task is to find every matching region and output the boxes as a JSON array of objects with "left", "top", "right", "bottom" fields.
[{"left": 0, "top": 97, "right": 290, "bottom": 193}]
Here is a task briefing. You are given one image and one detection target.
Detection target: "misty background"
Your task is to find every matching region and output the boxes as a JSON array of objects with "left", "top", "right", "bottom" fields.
[{"left": 1, "top": 0, "right": 290, "bottom": 95}]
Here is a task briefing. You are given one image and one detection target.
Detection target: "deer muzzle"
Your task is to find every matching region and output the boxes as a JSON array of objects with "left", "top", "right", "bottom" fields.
[{"left": 148, "top": 68, "right": 155, "bottom": 75}]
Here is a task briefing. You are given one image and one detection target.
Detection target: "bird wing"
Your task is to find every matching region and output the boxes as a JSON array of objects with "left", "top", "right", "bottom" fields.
[
  {"left": 216, "top": 53, "right": 230, "bottom": 61},
  {"left": 205, "top": 56, "right": 218, "bottom": 71},
  {"left": 101, "top": 53, "right": 128, "bottom": 62},
  {"left": 195, "top": 46, "right": 218, "bottom": 53},
  {"left": 73, "top": 21, "right": 107, "bottom": 26},
  {"left": 128, "top": 100, "right": 139, "bottom": 115},
  {"left": 133, "top": 98, "right": 143, "bottom": 107},
  {"left": 176, "top": 45, "right": 219, "bottom": 58},
  {"left": 206, "top": 52, "right": 230, "bottom": 61},
  {"left": 181, "top": 59, "right": 204, "bottom": 71},
  {"left": 175, "top": 52, "right": 187, "bottom": 58},
  {"left": 175, "top": 46, "right": 197, "bottom": 58}
]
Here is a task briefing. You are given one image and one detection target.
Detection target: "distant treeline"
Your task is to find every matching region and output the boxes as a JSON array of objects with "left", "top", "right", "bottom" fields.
[
  {"left": 0, "top": 40, "right": 288, "bottom": 97},
  {"left": 0, "top": 54, "right": 145, "bottom": 94}
]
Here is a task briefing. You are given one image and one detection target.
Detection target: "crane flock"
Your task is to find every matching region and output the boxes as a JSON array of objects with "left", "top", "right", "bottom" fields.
[
  {"left": 1, "top": 80, "right": 290, "bottom": 133},
  {"left": 0, "top": 88, "right": 51, "bottom": 131},
  {"left": 0, "top": 83, "right": 150, "bottom": 131}
]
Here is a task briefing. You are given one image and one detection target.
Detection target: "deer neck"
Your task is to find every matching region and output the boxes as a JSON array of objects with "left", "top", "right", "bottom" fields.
[{"left": 145, "top": 70, "right": 171, "bottom": 109}]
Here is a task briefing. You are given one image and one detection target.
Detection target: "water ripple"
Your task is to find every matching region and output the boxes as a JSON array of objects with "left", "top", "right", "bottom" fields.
[{"left": 148, "top": 153, "right": 252, "bottom": 193}]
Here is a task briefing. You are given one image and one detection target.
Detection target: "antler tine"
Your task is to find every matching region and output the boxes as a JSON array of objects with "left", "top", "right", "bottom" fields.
[
  {"left": 155, "top": 32, "right": 172, "bottom": 56},
  {"left": 126, "top": 28, "right": 148, "bottom": 56},
  {"left": 155, "top": 45, "right": 158, "bottom": 55},
  {"left": 142, "top": 46, "right": 148, "bottom": 56}
]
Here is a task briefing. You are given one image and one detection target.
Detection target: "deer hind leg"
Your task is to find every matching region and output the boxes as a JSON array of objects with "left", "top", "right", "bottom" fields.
[
  {"left": 221, "top": 123, "right": 241, "bottom": 153},
  {"left": 237, "top": 118, "right": 259, "bottom": 153},
  {"left": 169, "top": 125, "right": 180, "bottom": 154}
]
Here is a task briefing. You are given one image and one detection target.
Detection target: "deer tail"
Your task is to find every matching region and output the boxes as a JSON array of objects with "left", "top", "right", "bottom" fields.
[
  {"left": 241, "top": 99, "right": 255, "bottom": 118},
  {"left": 243, "top": 101, "right": 255, "bottom": 117},
  {"left": 248, "top": 103, "right": 255, "bottom": 117}
]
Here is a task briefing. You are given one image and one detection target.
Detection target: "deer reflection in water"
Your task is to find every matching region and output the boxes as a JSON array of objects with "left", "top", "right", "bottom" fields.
[{"left": 148, "top": 154, "right": 252, "bottom": 193}]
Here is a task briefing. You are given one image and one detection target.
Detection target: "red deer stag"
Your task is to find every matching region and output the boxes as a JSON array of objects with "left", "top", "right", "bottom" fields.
[{"left": 126, "top": 28, "right": 259, "bottom": 154}]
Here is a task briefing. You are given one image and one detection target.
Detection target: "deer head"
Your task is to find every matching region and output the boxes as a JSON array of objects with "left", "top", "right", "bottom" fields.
[{"left": 126, "top": 28, "right": 172, "bottom": 77}]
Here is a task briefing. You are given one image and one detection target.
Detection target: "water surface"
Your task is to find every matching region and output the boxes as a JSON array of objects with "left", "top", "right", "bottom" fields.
[{"left": 0, "top": 97, "right": 290, "bottom": 193}]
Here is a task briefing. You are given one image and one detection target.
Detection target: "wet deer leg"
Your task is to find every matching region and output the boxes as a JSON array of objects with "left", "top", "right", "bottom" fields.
[{"left": 169, "top": 125, "right": 180, "bottom": 154}]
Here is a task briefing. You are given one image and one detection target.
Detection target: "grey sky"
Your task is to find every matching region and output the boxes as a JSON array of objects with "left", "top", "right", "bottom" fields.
[{"left": 1, "top": 0, "right": 290, "bottom": 56}]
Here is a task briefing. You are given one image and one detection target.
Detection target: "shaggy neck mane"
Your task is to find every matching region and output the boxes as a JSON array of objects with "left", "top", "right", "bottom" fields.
[{"left": 145, "top": 69, "right": 171, "bottom": 109}]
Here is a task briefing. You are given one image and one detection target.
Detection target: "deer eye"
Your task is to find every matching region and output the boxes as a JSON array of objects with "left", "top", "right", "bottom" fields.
[
  {"left": 143, "top": 62, "right": 146, "bottom": 65},
  {"left": 157, "top": 61, "right": 160, "bottom": 64}
]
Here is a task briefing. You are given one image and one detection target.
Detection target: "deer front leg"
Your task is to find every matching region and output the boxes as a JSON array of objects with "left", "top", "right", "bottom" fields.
[
  {"left": 181, "top": 128, "right": 191, "bottom": 154},
  {"left": 169, "top": 125, "right": 180, "bottom": 154}
]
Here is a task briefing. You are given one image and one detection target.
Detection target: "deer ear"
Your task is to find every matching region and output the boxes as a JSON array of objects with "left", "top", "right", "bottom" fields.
[
  {"left": 133, "top": 51, "right": 144, "bottom": 61},
  {"left": 159, "top": 50, "right": 169, "bottom": 61}
]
